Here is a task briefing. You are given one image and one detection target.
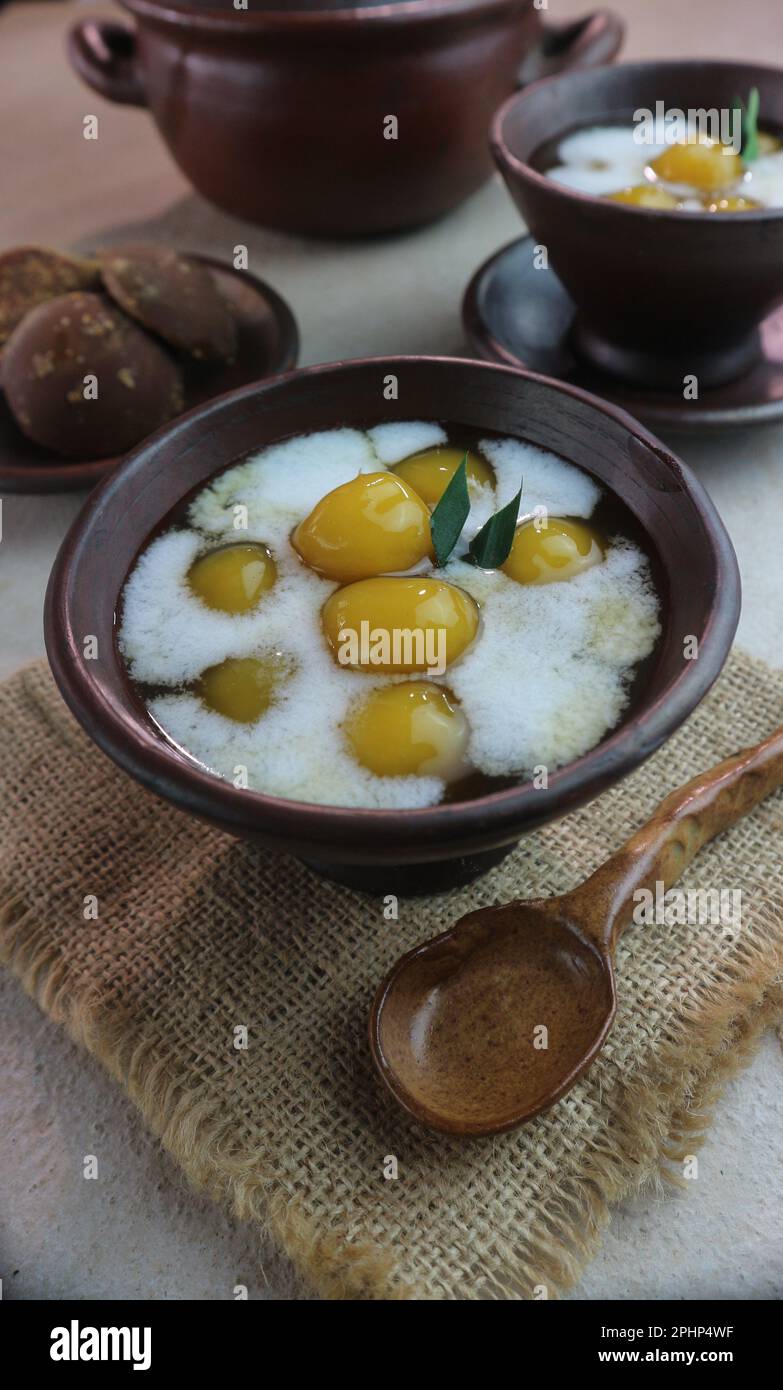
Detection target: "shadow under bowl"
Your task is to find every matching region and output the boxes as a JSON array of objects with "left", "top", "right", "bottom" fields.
[
  {"left": 491, "top": 60, "right": 783, "bottom": 391},
  {"left": 44, "top": 356, "right": 740, "bottom": 895}
]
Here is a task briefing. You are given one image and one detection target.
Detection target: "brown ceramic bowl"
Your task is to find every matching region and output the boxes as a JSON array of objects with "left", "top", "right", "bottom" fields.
[
  {"left": 68, "top": 0, "right": 623, "bottom": 237},
  {"left": 44, "top": 356, "right": 740, "bottom": 896},
  {"left": 491, "top": 60, "right": 783, "bottom": 390}
]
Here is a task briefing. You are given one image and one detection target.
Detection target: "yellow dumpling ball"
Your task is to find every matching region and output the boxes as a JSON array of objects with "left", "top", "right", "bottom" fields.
[
  {"left": 188, "top": 543, "right": 276, "bottom": 613},
  {"left": 392, "top": 446, "right": 494, "bottom": 507},
  {"left": 292, "top": 471, "right": 432, "bottom": 582},
  {"left": 649, "top": 137, "right": 742, "bottom": 191},
  {"left": 345, "top": 681, "right": 470, "bottom": 781},
  {"left": 502, "top": 517, "right": 604, "bottom": 586},
  {"left": 703, "top": 194, "right": 759, "bottom": 212},
  {"left": 322, "top": 576, "right": 479, "bottom": 673},
  {"left": 758, "top": 131, "right": 782, "bottom": 155},
  {"left": 608, "top": 184, "right": 679, "bottom": 209},
  {"left": 197, "top": 653, "right": 291, "bottom": 723}
]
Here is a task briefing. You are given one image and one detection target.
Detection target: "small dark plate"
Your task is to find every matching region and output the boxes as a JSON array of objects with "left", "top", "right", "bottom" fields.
[
  {"left": 0, "top": 254, "right": 299, "bottom": 494},
  {"left": 463, "top": 237, "right": 783, "bottom": 433}
]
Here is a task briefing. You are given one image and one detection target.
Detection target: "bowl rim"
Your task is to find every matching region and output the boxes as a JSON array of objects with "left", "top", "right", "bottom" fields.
[
  {"left": 491, "top": 57, "right": 783, "bottom": 224},
  {"left": 121, "top": 0, "right": 524, "bottom": 36},
  {"left": 44, "top": 354, "right": 741, "bottom": 858}
]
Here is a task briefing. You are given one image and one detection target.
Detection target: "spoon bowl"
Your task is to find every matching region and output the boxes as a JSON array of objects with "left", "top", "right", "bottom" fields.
[
  {"left": 371, "top": 900, "right": 614, "bottom": 1135},
  {"left": 371, "top": 724, "right": 783, "bottom": 1135}
]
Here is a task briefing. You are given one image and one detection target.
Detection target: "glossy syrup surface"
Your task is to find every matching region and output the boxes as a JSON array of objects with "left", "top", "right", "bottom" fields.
[{"left": 376, "top": 905, "right": 613, "bottom": 1128}]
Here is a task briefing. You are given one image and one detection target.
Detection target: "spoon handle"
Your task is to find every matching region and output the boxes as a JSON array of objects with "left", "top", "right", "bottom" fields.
[{"left": 566, "top": 723, "right": 783, "bottom": 955}]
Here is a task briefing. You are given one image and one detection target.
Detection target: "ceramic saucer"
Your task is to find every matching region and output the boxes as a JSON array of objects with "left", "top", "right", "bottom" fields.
[
  {"left": 0, "top": 255, "right": 299, "bottom": 494},
  {"left": 463, "top": 236, "right": 783, "bottom": 433}
]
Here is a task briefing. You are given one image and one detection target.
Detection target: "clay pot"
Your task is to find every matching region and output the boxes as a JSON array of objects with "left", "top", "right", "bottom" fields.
[{"left": 68, "top": 0, "right": 623, "bottom": 236}]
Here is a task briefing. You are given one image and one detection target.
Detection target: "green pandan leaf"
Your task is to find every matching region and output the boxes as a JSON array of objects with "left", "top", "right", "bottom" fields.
[
  {"left": 468, "top": 484, "right": 523, "bottom": 568},
  {"left": 743, "top": 86, "right": 760, "bottom": 163},
  {"left": 733, "top": 87, "right": 760, "bottom": 162},
  {"left": 430, "top": 454, "right": 470, "bottom": 567}
]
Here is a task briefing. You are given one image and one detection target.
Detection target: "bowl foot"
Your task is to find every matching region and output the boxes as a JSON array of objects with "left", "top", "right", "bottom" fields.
[
  {"left": 571, "top": 318, "right": 762, "bottom": 391},
  {"left": 463, "top": 235, "right": 783, "bottom": 431},
  {"left": 300, "top": 842, "right": 517, "bottom": 897}
]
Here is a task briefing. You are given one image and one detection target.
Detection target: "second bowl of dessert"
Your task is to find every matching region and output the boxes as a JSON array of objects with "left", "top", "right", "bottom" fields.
[
  {"left": 491, "top": 61, "right": 783, "bottom": 390},
  {"left": 45, "top": 357, "right": 739, "bottom": 895}
]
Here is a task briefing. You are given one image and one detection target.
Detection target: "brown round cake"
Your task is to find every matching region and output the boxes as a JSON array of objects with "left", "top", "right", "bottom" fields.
[{"left": 3, "top": 290, "right": 185, "bottom": 459}]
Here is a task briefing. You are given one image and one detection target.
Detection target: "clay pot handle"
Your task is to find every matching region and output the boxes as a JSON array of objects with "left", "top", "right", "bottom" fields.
[
  {"left": 67, "top": 20, "right": 146, "bottom": 108},
  {"left": 517, "top": 9, "right": 624, "bottom": 87},
  {"left": 565, "top": 724, "right": 783, "bottom": 954}
]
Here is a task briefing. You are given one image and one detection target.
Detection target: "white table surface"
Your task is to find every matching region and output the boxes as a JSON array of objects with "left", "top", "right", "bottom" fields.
[{"left": 1, "top": 0, "right": 782, "bottom": 1300}]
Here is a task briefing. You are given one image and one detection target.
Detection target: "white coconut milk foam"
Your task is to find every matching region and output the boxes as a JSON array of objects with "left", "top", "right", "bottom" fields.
[
  {"left": 118, "top": 422, "right": 661, "bottom": 809},
  {"left": 543, "top": 123, "right": 783, "bottom": 208}
]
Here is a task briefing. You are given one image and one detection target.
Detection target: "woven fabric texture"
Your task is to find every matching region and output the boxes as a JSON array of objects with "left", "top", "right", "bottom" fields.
[{"left": 1, "top": 654, "right": 782, "bottom": 1299}]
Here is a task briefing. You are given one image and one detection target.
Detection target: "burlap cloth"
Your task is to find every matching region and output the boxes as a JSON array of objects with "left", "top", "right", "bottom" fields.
[{"left": 1, "top": 652, "right": 782, "bottom": 1299}]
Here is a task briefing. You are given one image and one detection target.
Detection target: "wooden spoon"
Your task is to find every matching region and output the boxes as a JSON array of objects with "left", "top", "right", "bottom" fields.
[{"left": 370, "top": 725, "right": 783, "bottom": 1137}]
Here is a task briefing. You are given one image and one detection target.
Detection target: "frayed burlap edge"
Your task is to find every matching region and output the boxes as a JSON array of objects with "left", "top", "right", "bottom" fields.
[{"left": 2, "top": 884, "right": 782, "bottom": 1301}]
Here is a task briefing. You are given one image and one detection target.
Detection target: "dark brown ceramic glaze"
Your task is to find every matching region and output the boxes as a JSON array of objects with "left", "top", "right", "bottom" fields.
[
  {"left": 67, "top": 1, "right": 623, "bottom": 237},
  {"left": 463, "top": 235, "right": 783, "bottom": 432},
  {"left": 491, "top": 61, "right": 783, "bottom": 391},
  {"left": 44, "top": 356, "right": 740, "bottom": 895},
  {"left": 371, "top": 725, "right": 783, "bottom": 1134},
  {"left": 0, "top": 255, "right": 298, "bottom": 494}
]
